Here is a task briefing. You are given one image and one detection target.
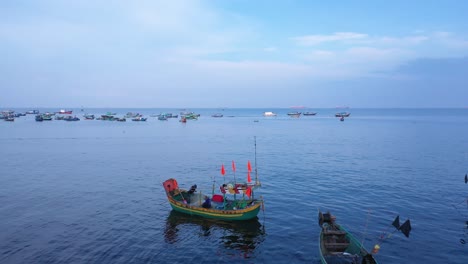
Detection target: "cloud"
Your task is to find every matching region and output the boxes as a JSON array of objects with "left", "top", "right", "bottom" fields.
[
  {"left": 432, "top": 31, "right": 468, "bottom": 49},
  {"left": 292, "top": 32, "right": 368, "bottom": 46}
]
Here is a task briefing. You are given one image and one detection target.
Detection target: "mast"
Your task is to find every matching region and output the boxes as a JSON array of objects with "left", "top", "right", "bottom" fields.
[{"left": 254, "top": 136, "right": 259, "bottom": 186}]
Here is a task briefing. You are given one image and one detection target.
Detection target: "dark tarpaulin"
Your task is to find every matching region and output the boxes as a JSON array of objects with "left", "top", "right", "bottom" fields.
[
  {"left": 399, "top": 219, "right": 412, "bottom": 238},
  {"left": 392, "top": 215, "right": 400, "bottom": 229}
]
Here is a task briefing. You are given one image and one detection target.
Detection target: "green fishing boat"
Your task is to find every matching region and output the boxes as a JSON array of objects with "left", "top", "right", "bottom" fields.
[
  {"left": 163, "top": 139, "right": 263, "bottom": 221},
  {"left": 318, "top": 211, "right": 378, "bottom": 264},
  {"left": 163, "top": 178, "right": 262, "bottom": 221}
]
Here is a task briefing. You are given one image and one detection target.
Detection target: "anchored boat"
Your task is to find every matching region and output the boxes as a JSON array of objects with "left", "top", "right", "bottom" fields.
[
  {"left": 163, "top": 138, "right": 264, "bottom": 221},
  {"left": 319, "top": 211, "right": 377, "bottom": 264}
]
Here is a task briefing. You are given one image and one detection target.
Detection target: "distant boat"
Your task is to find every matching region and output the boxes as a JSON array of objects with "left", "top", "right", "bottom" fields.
[
  {"left": 63, "top": 116, "right": 80, "bottom": 121},
  {"left": 211, "top": 113, "right": 223, "bottom": 118},
  {"left": 303, "top": 112, "right": 317, "bottom": 116},
  {"left": 97, "top": 115, "right": 115, "bottom": 121},
  {"left": 57, "top": 109, "right": 73, "bottom": 114},
  {"left": 287, "top": 111, "right": 301, "bottom": 117},
  {"left": 181, "top": 112, "right": 199, "bottom": 120},
  {"left": 125, "top": 112, "right": 140, "bottom": 118},
  {"left": 83, "top": 114, "right": 95, "bottom": 120},
  {"left": 318, "top": 211, "right": 377, "bottom": 264},
  {"left": 4, "top": 116, "right": 14, "bottom": 122},
  {"left": 335, "top": 112, "right": 351, "bottom": 117},
  {"left": 158, "top": 115, "right": 168, "bottom": 121},
  {"left": 41, "top": 114, "right": 53, "bottom": 121},
  {"left": 35, "top": 115, "right": 43, "bottom": 122},
  {"left": 263, "top": 111, "right": 277, "bottom": 117},
  {"left": 26, "top": 110, "right": 39, "bottom": 114},
  {"left": 132, "top": 117, "right": 147, "bottom": 121},
  {"left": 179, "top": 116, "right": 187, "bottom": 123}
]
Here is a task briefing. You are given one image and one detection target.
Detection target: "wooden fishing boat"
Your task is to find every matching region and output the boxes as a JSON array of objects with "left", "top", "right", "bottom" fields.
[
  {"left": 163, "top": 178, "right": 262, "bottom": 221},
  {"left": 163, "top": 139, "right": 263, "bottom": 221},
  {"left": 318, "top": 211, "right": 378, "bottom": 264}
]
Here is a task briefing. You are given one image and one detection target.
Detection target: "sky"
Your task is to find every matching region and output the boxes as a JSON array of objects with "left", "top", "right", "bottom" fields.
[{"left": 1, "top": 0, "right": 468, "bottom": 108}]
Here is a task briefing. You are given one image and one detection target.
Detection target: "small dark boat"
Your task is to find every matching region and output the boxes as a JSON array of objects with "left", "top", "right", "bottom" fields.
[
  {"left": 211, "top": 113, "right": 223, "bottom": 118},
  {"left": 35, "top": 115, "right": 43, "bottom": 122},
  {"left": 4, "top": 116, "right": 14, "bottom": 122},
  {"left": 303, "top": 112, "right": 317, "bottom": 116},
  {"left": 319, "top": 211, "right": 378, "bottom": 264},
  {"left": 335, "top": 112, "right": 351, "bottom": 117},
  {"left": 132, "top": 117, "right": 147, "bottom": 121}
]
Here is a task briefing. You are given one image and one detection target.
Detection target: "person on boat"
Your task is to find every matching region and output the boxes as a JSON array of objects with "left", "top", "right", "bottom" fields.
[
  {"left": 188, "top": 184, "right": 197, "bottom": 195},
  {"left": 202, "top": 196, "right": 211, "bottom": 208}
]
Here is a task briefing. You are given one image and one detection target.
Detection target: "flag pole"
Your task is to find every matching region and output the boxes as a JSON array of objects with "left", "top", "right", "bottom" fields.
[{"left": 232, "top": 160, "right": 237, "bottom": 200}]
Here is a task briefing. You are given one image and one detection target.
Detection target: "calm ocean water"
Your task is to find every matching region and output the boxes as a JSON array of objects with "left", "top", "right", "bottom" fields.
[{"left": 1, "top": 108, "right": 467, "bottom": 263}]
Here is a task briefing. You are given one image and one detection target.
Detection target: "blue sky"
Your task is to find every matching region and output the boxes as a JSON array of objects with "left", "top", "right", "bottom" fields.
[{"left": 1, "top": 0, "right": 467, "bottom": 108}]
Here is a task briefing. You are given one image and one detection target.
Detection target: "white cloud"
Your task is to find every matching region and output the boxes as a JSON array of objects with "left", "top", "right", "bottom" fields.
[
  {"left": 432, "top": 31, "right": 468, "bottom": 49},
  {"left": 375, "top": 36, "right": 429, "bottom": 46},
  {"left": 292, "top": 32, "right": 368, "bottom": 46}
]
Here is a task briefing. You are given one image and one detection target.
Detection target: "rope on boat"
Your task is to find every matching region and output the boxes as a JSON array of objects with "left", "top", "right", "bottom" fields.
[{"left": 360, "top": 209, "right": 372, "bottom": 252}]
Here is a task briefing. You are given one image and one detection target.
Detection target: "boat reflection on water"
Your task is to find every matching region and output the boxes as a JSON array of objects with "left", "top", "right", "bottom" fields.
[{"left": 164, "top": 210, "right": 265, "bottom": 258}]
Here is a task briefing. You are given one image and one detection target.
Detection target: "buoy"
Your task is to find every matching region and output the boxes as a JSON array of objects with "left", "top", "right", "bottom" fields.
[{"left": 372, "top": 244, "right": 380, "bottom": 254}]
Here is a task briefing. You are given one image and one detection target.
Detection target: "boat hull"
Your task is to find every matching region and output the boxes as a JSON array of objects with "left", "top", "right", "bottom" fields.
[
  {"left": 319, "top": 212, "right": 377, "bottom": 264},
  {"left": 167, "top": 196, "right": 261, "bottom": 221}
]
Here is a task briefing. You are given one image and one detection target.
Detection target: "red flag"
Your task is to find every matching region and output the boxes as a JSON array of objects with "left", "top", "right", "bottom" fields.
[
  {"left": 246, "top": 187, "right": 252, "bottom": 198},
  {"left": 221, "top": 164, "right": 225, "bottom": 176},
  {"left": 247, "top": 171, "right": 251, "bottom": 183},
  {"left": 232, "top": 160, "right": 236, "bottom": 172},
  {"left": 247, "top": 160, "right": 252, "bottom": 172}
]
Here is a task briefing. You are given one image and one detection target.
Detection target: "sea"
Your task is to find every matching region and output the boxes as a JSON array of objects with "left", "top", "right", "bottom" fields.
[{"left": 1, "top": 108, "right": 467, "bottom": 264}]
